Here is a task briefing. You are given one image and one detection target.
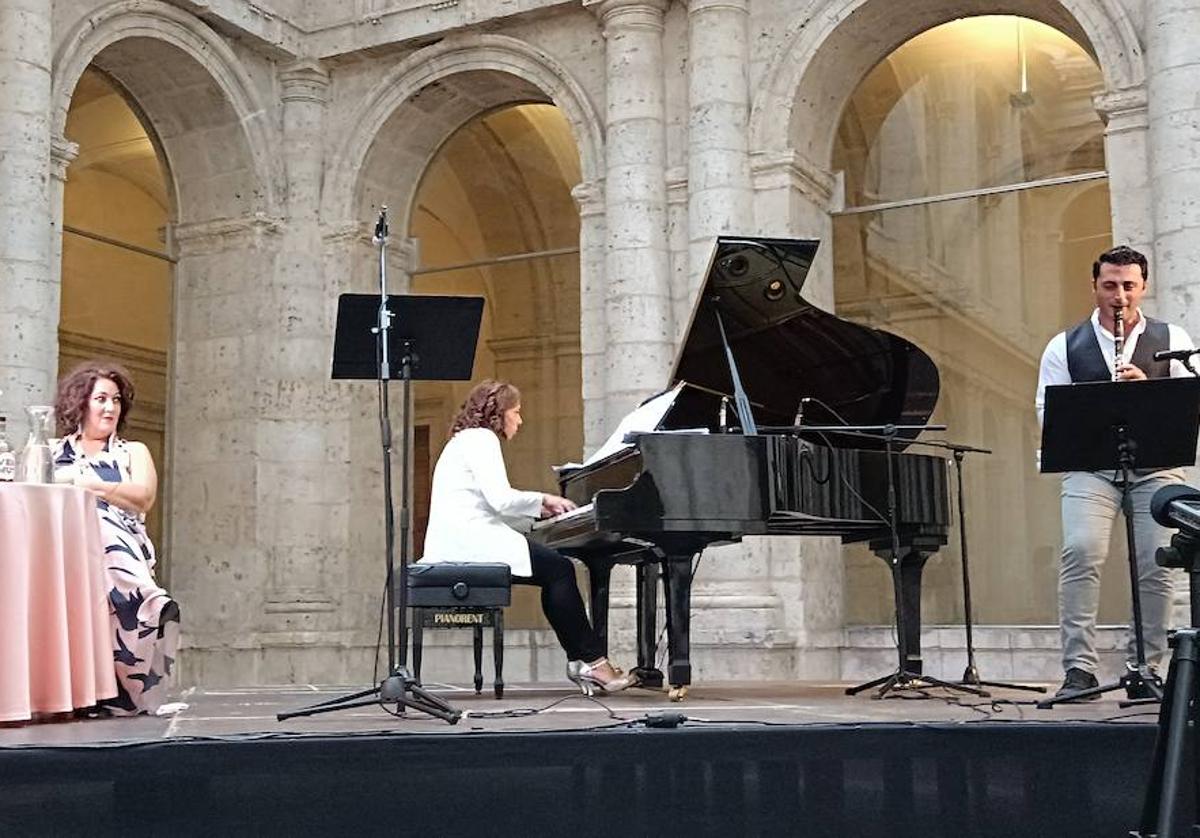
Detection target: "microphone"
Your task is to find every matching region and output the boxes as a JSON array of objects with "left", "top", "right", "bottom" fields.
[
  {"left": 1150, "top": 484, "right": 1200, "bottom": 535},
  {"left": 373, "top": 206, "right": 389, "bottom": 242},
  {"left": 1153, "top": 348, "right": 1200, "bottom": 362},
  {"left": 794, "top": 396, "right": 809, "bottom": 427}
]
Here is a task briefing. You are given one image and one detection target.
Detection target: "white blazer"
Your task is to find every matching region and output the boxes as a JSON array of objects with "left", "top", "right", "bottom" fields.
[{"left": 420, "top": 428, "right": 545, "bottom": 577}]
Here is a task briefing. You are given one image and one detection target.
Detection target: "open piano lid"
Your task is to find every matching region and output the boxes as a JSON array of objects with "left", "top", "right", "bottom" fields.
[{"left": 659, "top": 236, "right": 940, "bottom": 448}]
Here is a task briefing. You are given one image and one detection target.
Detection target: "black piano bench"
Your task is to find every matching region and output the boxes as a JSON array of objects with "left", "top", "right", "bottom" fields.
[{"left": 408, "top": 562, "right": 511, "bottom": 699}]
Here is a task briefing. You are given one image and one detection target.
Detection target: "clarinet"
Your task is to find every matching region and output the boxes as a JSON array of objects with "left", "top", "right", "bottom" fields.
[{"left": 1113, "top": 305, "right": 1125, "bottom": 381}]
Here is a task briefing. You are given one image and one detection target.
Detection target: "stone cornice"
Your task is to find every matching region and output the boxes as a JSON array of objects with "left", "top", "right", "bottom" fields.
[
  {"left": 488, "top": 333, "right": 580, "bottom": 361},
  {"left": 173, "top": 213, "right": 284, "bottom": 253},
  {"left": 750, "top": 149, "right": 836, "bottom": 205},
  {"left": 322, "top": 223, "right": 419, "bottom": 268},
  {"left": 163, "top": 0, "right": 303, "bottom": 59},
  {"left": 1094, "top": 86, "right": 1148, "bottom": 136},
  {"left": 279, "top": 59, "right": 331, "bottom": 104}
]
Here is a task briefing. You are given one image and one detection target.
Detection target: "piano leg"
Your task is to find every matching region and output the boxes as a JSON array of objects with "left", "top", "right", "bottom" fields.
[
  {"left": 662, "top": 555, "right": 693, "bottom": 701},
  {"left": 898, "top": 549, "right": 932, "bottom": 675},
  {"left": 846, "top": 537, "right": 985, "bottom": 699},
  {"left": 586, "top": 560, "right": 612, "bottom": 656},
  {"left": 633, "top": 562, "right": 664, "bottom": 689}
]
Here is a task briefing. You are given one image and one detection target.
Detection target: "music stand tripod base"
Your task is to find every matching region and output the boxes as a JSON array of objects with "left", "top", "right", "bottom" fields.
[{"left": 279, "top": 292, "right": 484, "bottom": 725}]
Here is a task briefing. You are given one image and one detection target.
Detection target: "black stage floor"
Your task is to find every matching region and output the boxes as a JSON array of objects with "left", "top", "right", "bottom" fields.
[{"left": 0, "top": 681, "right": 1181, "bottom": 837}]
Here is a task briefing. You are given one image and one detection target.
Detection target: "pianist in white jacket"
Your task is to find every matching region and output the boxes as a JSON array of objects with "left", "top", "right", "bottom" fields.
[{"left": 421, "top": 379, "right": 637, "bottom": 694}]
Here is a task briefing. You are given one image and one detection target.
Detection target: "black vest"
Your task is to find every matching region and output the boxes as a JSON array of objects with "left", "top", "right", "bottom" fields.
[{"left": 1065, "top": 315, "right": 1172, "bottom": 382}]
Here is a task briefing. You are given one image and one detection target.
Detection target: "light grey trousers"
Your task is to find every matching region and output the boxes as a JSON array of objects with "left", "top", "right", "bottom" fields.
[{"left": 1059, "top": 469, "right": 1183, "bottom": 674}]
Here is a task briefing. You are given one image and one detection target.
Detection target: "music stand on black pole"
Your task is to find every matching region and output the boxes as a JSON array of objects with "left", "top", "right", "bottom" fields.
[
  {"left": 278, "top": 233, "right": 484, "bottom": 724},
  {"left": 1036, "top": 377, "right": 1200, "bottom": 709}
]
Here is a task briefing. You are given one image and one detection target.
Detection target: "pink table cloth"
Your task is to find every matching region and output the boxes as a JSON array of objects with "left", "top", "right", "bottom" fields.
[{"left": 0, "top": 483, "right": 117, "bottom": 721}]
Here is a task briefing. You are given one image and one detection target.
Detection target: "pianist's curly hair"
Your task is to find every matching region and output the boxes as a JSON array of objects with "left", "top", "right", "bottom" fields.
[
  {"left": 450, "top": 380, "right": 521, "bottom": 439},
  {"left": 54, "top": 360, "right": 136, "bottom": 437}
]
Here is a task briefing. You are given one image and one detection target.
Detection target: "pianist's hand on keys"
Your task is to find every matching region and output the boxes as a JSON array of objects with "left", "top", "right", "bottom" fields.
[{"left": 541, "top": 493, "right": 577, "bottom": 519}]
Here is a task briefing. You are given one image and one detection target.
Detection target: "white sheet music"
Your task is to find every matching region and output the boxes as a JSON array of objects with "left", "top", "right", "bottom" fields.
[{"left": 579, "top": 383, "right": 685, "bottom": 467}]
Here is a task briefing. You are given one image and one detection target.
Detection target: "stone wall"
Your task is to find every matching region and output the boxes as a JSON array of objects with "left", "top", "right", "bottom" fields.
[{"left": 1, "top": 0, "right": 1196, "bottom": 687}]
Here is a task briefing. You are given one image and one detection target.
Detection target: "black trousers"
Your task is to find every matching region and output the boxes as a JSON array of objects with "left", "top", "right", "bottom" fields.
[{"left": 515, "top": 540, "right": 604, "bottom": 662}]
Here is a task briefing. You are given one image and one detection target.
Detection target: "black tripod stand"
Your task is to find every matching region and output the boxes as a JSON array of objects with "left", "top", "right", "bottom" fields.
[
  {"left": 279, "top": 211, "right": 483, "bottom": 724},
  {"left": 1037, "top": 378, "right": 1200, "bottom": 709},
  {"left": 1134, "top": 484, "right": 1200, "bottom": 837},
  {"left": 809, "top": 423, "right": 985, "bottom": 700},
  {"left": 942, "top": 441, "right": 1044, "bottom": 694}
]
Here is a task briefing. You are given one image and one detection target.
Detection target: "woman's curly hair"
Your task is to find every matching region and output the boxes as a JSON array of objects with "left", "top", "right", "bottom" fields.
[
  {"left": 449, "top": 380, "right": 520, "bottom": 439},
  {"left": 54, "top": 360, "right": 136, "bottom": 437}
]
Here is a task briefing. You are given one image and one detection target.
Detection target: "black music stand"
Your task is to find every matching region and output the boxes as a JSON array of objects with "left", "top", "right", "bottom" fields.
[
  {"left": 942, "top": 441, "right": 1045, "bottom": 694},
  {"left": 1036, "top": 377, "right": 1200, "bottom": 709},
  {"left": 279, "top": 293, "right": 483, "bottom": 724}
]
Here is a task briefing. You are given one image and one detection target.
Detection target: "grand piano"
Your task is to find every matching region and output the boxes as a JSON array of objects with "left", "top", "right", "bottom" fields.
[{"left": 531, "top": 237, "right": 950, "bottom": 698}]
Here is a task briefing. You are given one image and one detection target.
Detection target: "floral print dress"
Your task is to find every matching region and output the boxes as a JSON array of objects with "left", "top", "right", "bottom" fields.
[{"left": 55, "top": 435, "right": 180, "bottom": 715}]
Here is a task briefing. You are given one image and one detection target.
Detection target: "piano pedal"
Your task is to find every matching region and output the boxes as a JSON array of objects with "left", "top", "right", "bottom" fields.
[{"left": 667, "top": 685, "right": 688, "bottom": 702}]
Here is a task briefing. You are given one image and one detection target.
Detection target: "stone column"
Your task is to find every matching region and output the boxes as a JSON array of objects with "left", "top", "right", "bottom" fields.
[
  {"left": 49, "top": 135, "right": 79, "bottom": 335},
  {"left": 684, "top": 0, "right": 753, "bottom": 290},
  {"left": 1146, "top": 0, "right": 1200, "bottom": 336},
  {"left": 585, "top": 0, "right": 674, "bottom": 427},
  {"left": 0, "top": 0, "right": 54, "bottom": 425},
  {"left": 572, "top": 179, "right": 609, "bottom": 454},
  {"left": 1146, "top": 9, "right": 1200, "bottom": 630},
  {"left": 1095, "top": 88, "right": 1151, "bottom": 253},
  {"left": 255, "top": 60, "right": 346, "bottom": 673}
]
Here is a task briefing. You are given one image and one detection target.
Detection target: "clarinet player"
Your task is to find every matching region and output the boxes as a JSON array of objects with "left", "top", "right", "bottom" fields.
[{"left": 1036, "top": 245, "right": 1197, "bottom": 701}]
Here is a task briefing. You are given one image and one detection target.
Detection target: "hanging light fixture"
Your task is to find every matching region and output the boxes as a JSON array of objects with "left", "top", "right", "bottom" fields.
[{"left": 1010, "top": 18, "right": 1036, "bottom": 109}]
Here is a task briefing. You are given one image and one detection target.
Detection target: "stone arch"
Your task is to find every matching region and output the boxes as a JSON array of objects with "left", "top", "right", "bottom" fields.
[
  {"left": 51, "top": 0, "right": 281, "bottom": 221},
  {"left": 323, "top": 32, "right": 604, "bottom": 226},
  {"left": 750, "top": 0, "right": 1143, "bottom": 166}
]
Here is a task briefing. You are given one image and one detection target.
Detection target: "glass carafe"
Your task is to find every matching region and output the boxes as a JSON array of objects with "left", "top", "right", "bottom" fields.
[{"left": 18, "top": 405, "right": 54, "bottom": 484}]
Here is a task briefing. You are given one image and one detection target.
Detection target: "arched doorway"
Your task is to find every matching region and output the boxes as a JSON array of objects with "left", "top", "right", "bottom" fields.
[
  {"left": 408, "top": 103, "right": 584, "bottom": 629},
  {"left": 340, "top": 49, "right": 600, "bottom": 667},
  {"left": 829, "top": 16, "right": 1116, "bottom": 625},
  {"left": 60, "top": 67, "right": 172, "bottom": 570}
]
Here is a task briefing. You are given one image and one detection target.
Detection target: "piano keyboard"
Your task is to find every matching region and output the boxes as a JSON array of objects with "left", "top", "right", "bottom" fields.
[{"left": 534, "top": 502, "right": 594, "bottom": 528}]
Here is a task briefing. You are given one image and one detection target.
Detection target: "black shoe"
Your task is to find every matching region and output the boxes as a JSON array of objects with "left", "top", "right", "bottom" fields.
[
  {"left": 1055, "top": 667, "right": 1100, "bottom": 701},
  {"left": 1120, "top": 666, "right": 1162, "bottom": 700}
]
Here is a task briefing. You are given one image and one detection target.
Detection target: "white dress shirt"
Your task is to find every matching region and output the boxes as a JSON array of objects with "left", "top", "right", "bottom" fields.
[
  {"left": 1035, "top": 308, "right": 1196, "bottom": 425},
  {"left": 420, "top": 428, "right": 545, "bottom": 577}
]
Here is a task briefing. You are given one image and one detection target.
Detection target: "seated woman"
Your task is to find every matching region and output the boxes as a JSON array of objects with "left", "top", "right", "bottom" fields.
[
  {"left": 53, "top": 361, "right": 180, "bottom": 715},
  {"left": 422, "top": 380, "right": 635, "bottom": 694}
]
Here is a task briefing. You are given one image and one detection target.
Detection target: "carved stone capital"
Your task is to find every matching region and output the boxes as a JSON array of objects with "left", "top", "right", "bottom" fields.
[
  {"left": 571, "top": 179, "right": 606, "bottom": 217},
  {"left": 1094, "top": 86, "right": 1148, "bottom": 136},
  {"left": 50, "top": 135, "right": 80, "bottom": 182},
  {"left": 751, "top": 149, "right": 836, "bottom": 205},
  {"left": 584, "top": 0, "right": 670, "bottom": 32},
  {"left": 279, "top": 59, "right": 331, "bottom": 105},
  {"left": 173, "top": 213, "right": 283, "bottom": 254}
]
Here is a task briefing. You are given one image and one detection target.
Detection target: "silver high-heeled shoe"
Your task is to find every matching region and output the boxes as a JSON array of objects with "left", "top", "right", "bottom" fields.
[{"left": 566, "top": 658, "right": 638, "bottom": 696}]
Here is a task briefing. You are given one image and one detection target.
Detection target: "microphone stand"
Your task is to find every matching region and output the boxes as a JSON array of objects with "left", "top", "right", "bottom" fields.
[
  {"left": 278, "top": 207, "right": 460, "bottom": 724},
  {"left": 936, "top": 439, "right": 1044, "bottom": 693},
  {"left": 779, "top": 420, "right": 984, "bottom": 699}
]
